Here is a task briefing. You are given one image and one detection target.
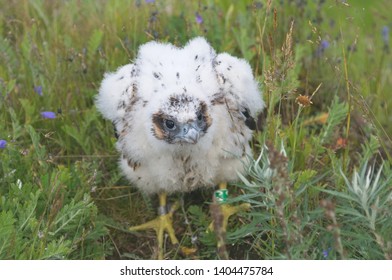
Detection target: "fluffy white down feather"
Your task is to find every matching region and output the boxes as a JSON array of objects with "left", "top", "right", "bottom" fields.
[{"left": 96, "top": 37, "right": 264, "bottom": 194}]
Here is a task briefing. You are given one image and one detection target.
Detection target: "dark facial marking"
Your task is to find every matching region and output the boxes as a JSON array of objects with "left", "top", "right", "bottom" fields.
[
  {"left": 151, "top": 111, "right": 179, "bottom": 144},
  {"left": 199, "top": 101, "right": 212, "bottom": 131},
  {"left": 152, "top": 112, "right": 167, "bottom": 141}
]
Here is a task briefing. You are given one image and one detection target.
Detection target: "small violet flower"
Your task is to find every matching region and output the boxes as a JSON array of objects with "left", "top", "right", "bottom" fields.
[
  {"left": 34, "top": 85, "right": 43, "bottom": 96},
  {"left": 382, "top": 26, "right": 389, "bottom": 44},
  {"left": 145, "top": 0, "right": 155, "bottom": 3},
  {"left": 195, "top": 12, "right": 203, "bottom": 24},
  {"left": 322, "top": 247, "right": 332, "bottom": 259},
  {"left": 253, "top": 1, "right": 263, "bottom": 9},
  {"left": 320, "top": 40, "right": 330, "bottom": 50},
  {"left": 0, "top": 139, "right": 7, "bottom": 149},
  {"left": 316, "top": 40, "right": 330, "bottom": 57},
  {"left": 41, "top": 111, "right": 56, "bottom": 119}
]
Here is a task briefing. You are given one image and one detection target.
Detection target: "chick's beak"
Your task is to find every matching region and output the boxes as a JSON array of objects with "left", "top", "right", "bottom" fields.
[{"left": 181, "top": 124, "right": 200, "bottom": 144}]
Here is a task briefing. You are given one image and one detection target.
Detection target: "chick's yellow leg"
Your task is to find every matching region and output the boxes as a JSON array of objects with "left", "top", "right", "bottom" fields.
[
  {"left": 129, "top": 192, "right": 195, "bottom": 259},
  {"left": 129, "top": 192, "right": 178, "bottom": 259},
  {"left": 210, "top": 183, "right": 251, "bottom": 231}
]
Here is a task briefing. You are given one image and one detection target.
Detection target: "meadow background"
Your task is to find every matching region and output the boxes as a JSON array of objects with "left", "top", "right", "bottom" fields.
[{"left": 0, "top": 0, "right": 391, "bottom": 260}]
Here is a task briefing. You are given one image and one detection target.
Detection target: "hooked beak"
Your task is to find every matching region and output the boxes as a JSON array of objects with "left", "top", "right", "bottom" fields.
[{"left": 178, "top": 124, "right": 200, "bottom": 144}]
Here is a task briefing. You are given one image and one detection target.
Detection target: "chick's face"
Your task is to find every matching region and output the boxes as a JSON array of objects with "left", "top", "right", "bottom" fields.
[{"left": 152, "top": 94, "right": 212, "bottom": 144}]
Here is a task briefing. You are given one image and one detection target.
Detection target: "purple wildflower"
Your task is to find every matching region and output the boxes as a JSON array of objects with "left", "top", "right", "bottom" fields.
[
  {"left": 320, "top": 40, "right": 330, "bottom": 50},
  {"left": 34, "top": 85, "right": 43, "bottom": 96},
  {"left": 145, "top": 0, "right": 155, "bottom": 3},
  {"left": 322, "top": 247, "right": 332, "bottom": 259},
  {"left": 254, "top": 1, "right": 263, "bottom": 9},
  {"left": 195, "top": 12, "right": 203, "bottom": 24},
  {"left": 41, "top": 111, "right": 56, "bottom": 119},
  {"left": 0, "top": 139, "right": 7, "bottom": 149},
  {"left": 382, "top": 26, "right": 389, "bottom": 44},
  {"left": 316, "top": 40, "right": 330, "bottom": 57}
]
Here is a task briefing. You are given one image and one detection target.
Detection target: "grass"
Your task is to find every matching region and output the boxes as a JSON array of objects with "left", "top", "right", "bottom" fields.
[{"left": 0, "top": 0, "right": 391, "bottom": 259}]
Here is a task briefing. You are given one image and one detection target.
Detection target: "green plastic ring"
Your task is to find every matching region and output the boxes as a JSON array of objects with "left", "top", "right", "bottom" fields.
[{"left": 214, "top": 189, "right": 228, "bottom": 203}]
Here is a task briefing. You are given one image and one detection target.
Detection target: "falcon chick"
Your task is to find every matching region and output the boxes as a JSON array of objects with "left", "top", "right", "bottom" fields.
[{"left": 96, "top": 37, "right": 264, "bottom": 259}]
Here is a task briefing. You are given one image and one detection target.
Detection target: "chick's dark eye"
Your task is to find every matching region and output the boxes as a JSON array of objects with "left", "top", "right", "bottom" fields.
[
  {"left": 197, "top": 112, "right": 203, "bottom": 121},
  {"left": 164, "top": 119, "right": 176, "bottom": 130}
]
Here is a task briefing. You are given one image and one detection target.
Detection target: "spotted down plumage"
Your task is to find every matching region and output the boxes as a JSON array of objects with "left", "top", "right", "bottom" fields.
[{"left": 96, "top": 37, "right": 264, "bottom": 194}]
